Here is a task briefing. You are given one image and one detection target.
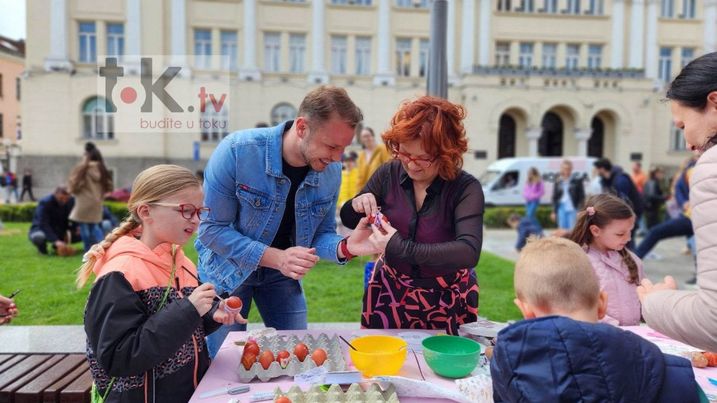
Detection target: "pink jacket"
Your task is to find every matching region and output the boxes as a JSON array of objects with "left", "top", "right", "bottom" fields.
[
  {"left": 523, "top": 181, "right": 545, "bottom": 202},
  {"left": 642, "top": 145, "right": 717, "bottom": 351},
  {"left": 585, "top": 246, "right": 645, "bottom": 326}
]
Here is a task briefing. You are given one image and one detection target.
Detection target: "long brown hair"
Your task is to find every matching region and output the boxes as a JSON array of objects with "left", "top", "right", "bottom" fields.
[
  {"left": 76, "top": 164, "right": 201, "bottom": 288},
  {"left": 68, "top": 148, "right": 113, "bottom": 194},
  {"left": 527, "top": 167, "right": 541, "bottom": 184},
  {"left": 569, "top": 193, "right": 640, "bottom": 285}
]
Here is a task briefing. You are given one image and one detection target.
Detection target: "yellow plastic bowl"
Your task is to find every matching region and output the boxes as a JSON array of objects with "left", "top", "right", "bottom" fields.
[{"left": 348, "top": 335, "right": 408, "bottom": 377}]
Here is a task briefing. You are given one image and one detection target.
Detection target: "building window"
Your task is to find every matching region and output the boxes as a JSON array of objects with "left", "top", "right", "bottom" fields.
[
  {"left": 497, "top": 0, "right": 512, "bottom": 11},
  {"left": 565, "top": 0, "right": 580, "bottom": 14},
  {"left": 194, "top": 29, "right": 212, "bottom": 69},
  {"left": 264, "top": 32, "right": 281, "bottom": 72},
  {"left": 200, "top": 105, "right": 229, "bottom": 142},
  {"left": 271, "top": 103, "right": 297, "bottom": 125},
  {"left": 16, "top": 77, "right": 20, "bottom": 101},
  {"left": 396, "top": 0, "right": 429, "bottom": 7},
  {"left": 396, "top": 38, "right": 412, "bottom": 76},
  {"left": 670, "top": 122, "right": 687, "bottom": 151},
  {"left": 82, "top": 97, "right": 114, "bottom": 140},
  {"left": 587, "top": 44, "right": 602, "bottom": 69},
  {"left": 517, "top": 0, "right": 534, "bottom": 12},
  {"left": 565, "top": 44, "right": 579, "bottom": 70},
  {"left": 332, "top": 0, "right": 372, "bottom": 4},
  {"left": 78, "top": 22, "right": 96, "bottom": 63},
  {"left": 331, "top": 35, "right": 348, "bottom": 75},
  {"left": 495, "top": 42, "right": 510, "bottom": 66},
  {"left": 586, "top": 0, "right": 603, "bottom": 15},
  {"left": 355, "top": 36, "right": 371, "bottom": 75},
  {"left": 220, "top": 30, "right": 238, "bottom": 71},
  {"left": 659, "top": 47, "right": 673, "bottom": 82},
  {"left": 681, "top": 0, "right": 695, "bottom": 18},
  {"left": 544, "top": 0, "right": 557, "bottom": 13},
  {"left": 542, "top": 43, "right": 557, "bottom": 68},
  {"left": 518, "top": 42, "right": 533, "bottom": 69},
  {"left": 661, "top": 0, "right": 674, "bottom": 17},
  {"left": 289, "top": 33, "right": 306, "bottom": 73},
  {"left": 106, "top": 23, "right": 124, "bottom": 59},
  {"left": 681, "top": 47, "right": 694, "bottom": 68},
  {"left": 419, "top": 39, "right": 429, "bottom": 77}
]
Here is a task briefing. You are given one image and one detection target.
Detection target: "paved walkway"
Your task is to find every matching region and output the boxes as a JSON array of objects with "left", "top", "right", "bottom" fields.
[{"left": 483, "top": 228, "right": 697, "bottom": 287}]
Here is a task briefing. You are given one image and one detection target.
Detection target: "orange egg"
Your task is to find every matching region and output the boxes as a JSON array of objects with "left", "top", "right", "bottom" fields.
[
  {"left": 243, "top": 341, "right": 260, "bottom": 357},
  {"left": 226, "top": 296, "right": 243, "bottom": 310},
  {"left": 241, "top": 351, "right": 257, "bottom": 370},
  {"left": 275, "top": 396, "right": 292, "bottom": 403},
  {"left": 259, "top": 350, "right": 275, "bottom": 370},
  {"left": 311, "top": 348, "right": 327, "bottom": 366},
  {"left": 293, "top": 343, "right": 309, "bottom": 362},
  {"left": 276, "top": 350, "right": 291, "bottom": 369}
]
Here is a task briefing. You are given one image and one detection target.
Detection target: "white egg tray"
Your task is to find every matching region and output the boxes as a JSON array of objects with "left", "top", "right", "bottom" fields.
[
  {"left": 273, "top": 383, "right": 400, "bottom": 403},
  {"left": 236, "top": 333, "right": 348, "bottom": 382}
]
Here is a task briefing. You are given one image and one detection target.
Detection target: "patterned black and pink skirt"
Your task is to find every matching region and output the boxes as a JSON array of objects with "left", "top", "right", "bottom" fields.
[{"left": 361, "top": 256, "right": 479, "bottom": 335}]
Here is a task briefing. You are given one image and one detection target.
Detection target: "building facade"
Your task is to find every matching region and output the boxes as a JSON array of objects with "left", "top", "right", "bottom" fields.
[
  {"left": 22, "top": 0, "right": 713, "bottom": 194},
  {"left": 0, "top": 35, "right": 24, "bottom": 174}
]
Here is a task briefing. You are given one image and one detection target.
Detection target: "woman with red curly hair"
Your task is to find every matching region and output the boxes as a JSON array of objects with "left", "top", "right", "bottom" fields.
[{"left": 340, "top": 96, "right": 484, "bottom": 335}]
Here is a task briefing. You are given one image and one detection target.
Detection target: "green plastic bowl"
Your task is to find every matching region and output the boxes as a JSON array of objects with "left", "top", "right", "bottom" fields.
[{"left": 422, "top": 335, "right": 482, "bottom": 378}]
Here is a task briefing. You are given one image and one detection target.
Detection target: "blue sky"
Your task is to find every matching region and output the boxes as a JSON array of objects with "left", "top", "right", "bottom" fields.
[{"left": 0, "top": 0, "right": 26, "bottom": 40}]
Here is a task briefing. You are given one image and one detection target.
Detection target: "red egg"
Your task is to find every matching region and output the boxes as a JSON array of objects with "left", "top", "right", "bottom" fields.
[
  {"left": 311, "top": 348, "right": 327, "bottom": 366},
  {"left": 243, "top": 341, "right": 260, "bottom": 357},
  {"left": 293, "top": 343, "right": 309, "bottom": 362},
  {"left": 275, "top": 396, "right": 292, "bottom": 403},
  {"left": 226, "top": 296, "right": 243, "bottom": 310},
  {"left": 259, "top": 350, "right": 275, "bottom": 370},
  {"left": 276, "top": 350, "right": 291, "bottom": 369},
  {"left": 241, "top": 351, "right": 257, "bottom": 370}
]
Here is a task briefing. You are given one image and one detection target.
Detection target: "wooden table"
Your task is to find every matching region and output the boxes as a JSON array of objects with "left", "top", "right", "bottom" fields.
[
  {"left": 189, "top": 329, "right": 461, "bottom": 403},
  {"left": 0, "top": 353, "right": 92, "bottom": 403}
]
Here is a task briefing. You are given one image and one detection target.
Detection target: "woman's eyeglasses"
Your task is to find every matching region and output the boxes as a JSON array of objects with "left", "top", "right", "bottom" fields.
[
  {"left": 151, "top": 203, "right": 210, "bottom": 220},
  {"left": 392, "top": 149, "right": 435, "bottom": 169}
]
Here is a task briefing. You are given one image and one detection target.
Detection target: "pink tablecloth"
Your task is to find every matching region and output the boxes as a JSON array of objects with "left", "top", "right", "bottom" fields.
[{"left": 189, "top": 329, "right": 459, "bottom": 403}]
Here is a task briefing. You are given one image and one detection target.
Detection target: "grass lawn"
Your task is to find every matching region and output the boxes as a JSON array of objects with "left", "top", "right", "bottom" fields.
[{"left": 0, "top": 222, "right": 521, "bottom": 325}]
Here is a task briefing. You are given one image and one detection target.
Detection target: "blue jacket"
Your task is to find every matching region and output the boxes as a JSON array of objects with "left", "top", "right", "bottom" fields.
[
  {"left": 602, "top": 166, "right": 644, "bottom": 217},
  {"left": 29, "top": 194, "right": 75, "bottom": 243},
  {"left": 515, "top": 217, "right": 543, "bottom": 251},
  {"left": 674, "top": 160, "right": 696, "bottom": 210},
  {"left": 195, "top": 122, "right": 345, "bottom": 293},
  {"left": 491, "top": 316, "right": 699, "bottom": 403}
]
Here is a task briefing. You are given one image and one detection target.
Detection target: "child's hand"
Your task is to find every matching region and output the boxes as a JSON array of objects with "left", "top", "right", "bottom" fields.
[
  {"left": 212, "top": 302, "right": 248, "bottom": 325},
  {"left": 188, "top": 283, "right": 216, "bottom": 317}
]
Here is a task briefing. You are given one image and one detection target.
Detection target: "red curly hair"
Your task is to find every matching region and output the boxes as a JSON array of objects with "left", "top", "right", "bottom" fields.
[{"left": 382, "top": 96, "right": 468, "bottom": 181}]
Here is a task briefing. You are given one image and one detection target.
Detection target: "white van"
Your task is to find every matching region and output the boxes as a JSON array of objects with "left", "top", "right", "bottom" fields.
[{"left": 480, "top": 157, "right": 597, "bottom": 206}]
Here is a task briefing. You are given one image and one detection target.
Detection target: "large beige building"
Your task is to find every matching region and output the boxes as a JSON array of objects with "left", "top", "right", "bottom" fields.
[
  {"left": 0, "top": 35, "right": 24, "bottom": 174},
  {"left": 22, "top": 0, "right": 712, "bottom": 193}
]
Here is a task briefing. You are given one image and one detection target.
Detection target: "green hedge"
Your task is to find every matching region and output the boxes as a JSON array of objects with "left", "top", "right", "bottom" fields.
[
  {"left": 0, "top": 201, "right": 129, "bottom": 223},
  {"left": 483, "top": 206, "right": 556, "bottom": 229}
]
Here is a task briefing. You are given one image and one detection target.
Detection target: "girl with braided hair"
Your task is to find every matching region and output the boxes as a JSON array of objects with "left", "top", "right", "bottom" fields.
[
  {"left": 569, "top": 193, "right": 644, "bottom": 326},
  {"left": 76, "top": 164, "right": 246, "bottom": 403}
]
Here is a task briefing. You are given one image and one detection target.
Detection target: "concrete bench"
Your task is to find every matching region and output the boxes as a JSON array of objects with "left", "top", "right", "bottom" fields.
[{"left": 0, "top": 354, "right": 91, "bottom": 403}]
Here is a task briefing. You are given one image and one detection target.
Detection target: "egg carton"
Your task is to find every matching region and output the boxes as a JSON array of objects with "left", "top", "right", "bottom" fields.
[
  {"left": 237, "top": 333, "right": 348, "bottom": 382},
  {"left": 273, "top": 383, "right": 400, "bottom": 403}
]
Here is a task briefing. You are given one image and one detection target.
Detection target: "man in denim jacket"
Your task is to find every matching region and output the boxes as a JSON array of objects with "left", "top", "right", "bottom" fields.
[{"left": 196, "top": 86, "right": 378, "bottom": 356}]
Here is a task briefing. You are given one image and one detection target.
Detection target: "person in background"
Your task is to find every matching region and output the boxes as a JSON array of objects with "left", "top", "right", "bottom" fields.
[
  {"left": 28, "top": 186, "right": 79, "bottom": 255},
  {"left": 507, "top": 213, "right": 543, "bottom": 252},
  {"left": 341, "top": 96, "right": 484, "bottom": 335},
  {"left": 491, "top": 237, "right": 702, "bottom": 403},
  {"left": 630, "top": 161, "right": 647, "bottom": 194},
  {"left": 356, "top": 126, "right": 392, "bottom": 285},
  {"left": 638, "top": 51, "right": 717, "bottom": 352},
  {"left": 4, "top": 171, "right": 19, "bottom": 204},
  {"left": 522, "top": 167, "right": 544, "bottom": 220},
  {"left": 643, "top": 167, "right": 668, "bottom": 229},
  {"left": 550, "top": 159, "right": 585, "bottom": 230},
  {"left": 338, "top": 151, "right": 359, "bottom": 210},
  {"left": 19, "top": 168, "right": 35, "bottom": 202},
  {"left": 594, "top": 158, "right": 643, "bottom": 248}
]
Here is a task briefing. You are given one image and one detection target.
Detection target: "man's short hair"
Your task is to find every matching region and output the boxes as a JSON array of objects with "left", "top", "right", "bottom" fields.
[
  {"left": 594, "top": 158, "right": 613, "bottom": 171},
  {"left": 54, "top": 186, "right": 69, "bottom": 195},
  {"left": 514, "top": 237, "right": 600, "bottom": 313},
  {"left": 298, "top": 86, "right": 363, "bottom": 130}
]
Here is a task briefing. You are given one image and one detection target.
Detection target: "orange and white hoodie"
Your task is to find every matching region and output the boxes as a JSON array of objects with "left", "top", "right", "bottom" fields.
[{"left": 84, "top": 235, "right": 221, "bottom": 403}]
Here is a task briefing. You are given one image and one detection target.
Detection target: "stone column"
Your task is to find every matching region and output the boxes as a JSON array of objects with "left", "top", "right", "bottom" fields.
[
  {"left": 460, "top": 0, "right": 475, "bottom": 73},
  {"left": 628, "top": 0, "right": 645, "bottom": 69},
  {"left": 610, "top": 0, "right": 624, "bottom": 68},
  {"left": 478, "top": 0, "right": 491, "bottom": 67},
  {"left": 373, "top": 0, "right": 395, "bottom": 86},
  {"left": 170, "top": 0, "right": 191, "bottom": 76},
  {"left": 575, "top": 128, "right": 592, "bottom": 156},
  {"left": 526, "top": 128, "right": 542, "bottom": 157},
  {"left": 704, "top": 0, "right": 717, "bottom": 53},
  {"left": 44, "top": 0, "right": 73, "bottom": 71},
  {"left": 447, "top": 0, "right": 457, "bottom": 80},
  {"left": 124, "top": 0, "right": 141, "bottom": 74},
  {"left": 239, "top": 0, "right": 261, "bottom": 80},
  {"left": 308, "top": 0, "right": 329, "bottom": 84}
]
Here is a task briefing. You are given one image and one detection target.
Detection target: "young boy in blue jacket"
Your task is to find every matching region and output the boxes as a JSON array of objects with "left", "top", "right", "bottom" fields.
[{"left": 491, "top": 237, "right": 705, "bottom": 403}]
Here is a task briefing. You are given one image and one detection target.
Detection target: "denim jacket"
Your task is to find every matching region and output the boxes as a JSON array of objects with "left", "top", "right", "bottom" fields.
[{"left": 195, "top": 122, "right": 344, "bottom": 293}]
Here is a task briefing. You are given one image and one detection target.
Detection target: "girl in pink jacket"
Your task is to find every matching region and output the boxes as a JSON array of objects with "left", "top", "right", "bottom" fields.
[{"left": 570, "top": 193, "right": 644, "bottom": 325}]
